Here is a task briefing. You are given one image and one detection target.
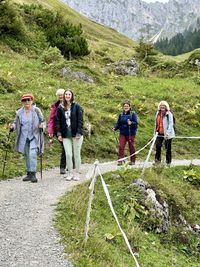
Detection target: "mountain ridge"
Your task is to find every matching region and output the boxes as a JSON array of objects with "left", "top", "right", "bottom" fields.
[{"left": 62, "top": 0, "right": 200, "bottom": 41}]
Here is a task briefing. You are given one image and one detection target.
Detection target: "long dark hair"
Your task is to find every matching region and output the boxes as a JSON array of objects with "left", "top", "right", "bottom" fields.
[{"left": 63, "top": 89, "right": 74, "bottom": 110}]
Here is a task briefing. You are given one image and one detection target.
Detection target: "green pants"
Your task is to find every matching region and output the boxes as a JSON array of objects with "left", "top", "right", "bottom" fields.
[{"left": 63, "top": 136, "right": 83, "bottom": 172}]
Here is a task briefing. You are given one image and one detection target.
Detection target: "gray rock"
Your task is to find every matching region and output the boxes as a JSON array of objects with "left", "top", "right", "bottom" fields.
[
  {"left": 61, "top": 67, "right": 94, "bottom": 83},
  {"left": 133, "top": 178, "right": 170, "bottom": 233},
  {"left": 105, "top": 58, "right": 139, "bottom": 76}
]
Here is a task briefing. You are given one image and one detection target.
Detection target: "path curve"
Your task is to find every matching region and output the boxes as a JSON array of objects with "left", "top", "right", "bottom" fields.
[{"left": 0, "top": 159, "right": 200, "bottom": 267}]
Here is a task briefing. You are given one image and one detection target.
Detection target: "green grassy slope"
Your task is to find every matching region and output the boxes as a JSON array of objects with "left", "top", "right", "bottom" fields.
[
  {"left": 1, "top": 1, "right": 200, "bottom": 266},
  {"left": 55, "top": 166, "right": 200, "bottom": 267},
  {"left": 14, "top": 0, "right": 135, "bottom": 48},
  {"left": 0, "top": 0, "right": 199, "bottom": 179}
]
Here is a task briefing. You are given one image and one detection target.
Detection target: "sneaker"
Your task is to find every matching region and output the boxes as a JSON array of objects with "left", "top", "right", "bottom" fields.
[
  {"left": 73, "top": 173, "right": 80, "bottom": 181},
  {"left": 65, "top": 172, "right": 73, "bottom": 181},
  {"left": 60, "top": 168, "right": 66, "bottom": 175},
  {"left": 165, "top": 163, "right": 171, "bottom": 168}
]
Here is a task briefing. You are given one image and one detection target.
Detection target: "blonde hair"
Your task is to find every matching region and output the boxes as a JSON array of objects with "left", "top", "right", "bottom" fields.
[
  {"left": 56, "top": 88, "right": 65, "bottom": 96},
  {"left": 158, "top": 100, "right": 170, "bottom": 111}
]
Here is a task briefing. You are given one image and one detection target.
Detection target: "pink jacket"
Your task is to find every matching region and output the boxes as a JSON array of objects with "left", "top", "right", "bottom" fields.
[{"left": 48, "top": 101, "right": 60, "bottom": 135}]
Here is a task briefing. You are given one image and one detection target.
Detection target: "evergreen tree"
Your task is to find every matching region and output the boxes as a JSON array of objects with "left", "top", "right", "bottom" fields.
[
  {"left": 155, "top": 21, "right": 200, "bottom": 56},
  {"left": 0, "top": 0, "right": 26, "bottom": 37}
]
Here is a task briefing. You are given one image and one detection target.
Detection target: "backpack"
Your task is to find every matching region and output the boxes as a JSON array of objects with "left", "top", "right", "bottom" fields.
[{"left": 167, "top": 112, "right": 176, "bottom": 133}]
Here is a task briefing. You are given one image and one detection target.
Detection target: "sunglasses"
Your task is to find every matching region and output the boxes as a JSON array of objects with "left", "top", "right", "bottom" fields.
[{"left": 22, "top": 99, "right": 31, "bottom": 102}]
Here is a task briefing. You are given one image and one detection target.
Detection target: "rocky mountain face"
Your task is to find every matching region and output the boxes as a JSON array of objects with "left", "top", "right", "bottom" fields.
[{"left": 62, "top": 0, "right": 200, "bottom": 41}]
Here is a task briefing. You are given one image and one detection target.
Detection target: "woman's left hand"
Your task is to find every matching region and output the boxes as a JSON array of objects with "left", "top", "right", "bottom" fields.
[
  {"left": 127, "top": 119, "right": 132, "bottom": 125},
  {"left": 38, "top": 123, "right": 43, "bottom": 129}
]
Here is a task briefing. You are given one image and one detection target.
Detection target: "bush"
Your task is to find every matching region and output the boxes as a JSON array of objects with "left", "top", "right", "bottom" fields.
[
  {"left": 135, "top": 41, "right": 158, "bottom": 59},
  {"left": 0, "top": 2, "right": 90, "bottom": 58},
  {"left": 0, "top": 77, "right": 15, "bottom": 94},
  {"left": 152, "top": 60, "right": 180, "bottom": 71},
  {"left": 135, "top": 41, "right": 159, "bottom": 67},
  {"left": 186, "top": 49, "right": 200, "bottom": 68},
  {"left": 22, "top": 4, "right": 90, "bottom": 58},
  {"left": 40, "top": 46, "right": 64, "bottom": 65},
  {"left": 0, "top": 0, "right": 27, "bottom": 37}
]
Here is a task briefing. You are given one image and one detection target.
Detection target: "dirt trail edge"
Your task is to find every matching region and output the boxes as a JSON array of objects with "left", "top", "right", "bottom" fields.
[{"left": 0, "top": 159, "right": 200, "bottom": 267}]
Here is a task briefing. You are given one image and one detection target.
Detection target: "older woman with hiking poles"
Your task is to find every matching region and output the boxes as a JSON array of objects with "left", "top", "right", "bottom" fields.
[
  {"left": 113, "top": 100, "right": 138, "bottom": 166},
  {"left": 9, "top": 94, "right": 45, "bottom": 183}
]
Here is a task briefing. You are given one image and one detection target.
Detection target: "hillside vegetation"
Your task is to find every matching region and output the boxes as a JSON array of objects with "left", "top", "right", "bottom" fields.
[
  {"left": 0, "top": 0, "right": 200, "bottom": 178},
  {"left": 55, "top": 166, "right": 200, "bottom": 267},
  {"left": 0, "top": 0, "right": 200, "bottom": 266}
]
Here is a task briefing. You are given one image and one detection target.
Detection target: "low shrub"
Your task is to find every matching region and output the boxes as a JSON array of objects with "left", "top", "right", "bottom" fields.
[
  {"left": 40, "top": 46, "right": 64, "bottom": 65},
  {"left": 0, "top": 77, "right": 15, "bottom": 94}
]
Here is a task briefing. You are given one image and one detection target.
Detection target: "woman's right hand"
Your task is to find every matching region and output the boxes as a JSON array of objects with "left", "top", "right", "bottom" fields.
[
  {"left": 8, "top": 123, "right": 14, "bottom": 130},
  {"left": 58, "top": 136, "right": 63, "bottom": 142}
]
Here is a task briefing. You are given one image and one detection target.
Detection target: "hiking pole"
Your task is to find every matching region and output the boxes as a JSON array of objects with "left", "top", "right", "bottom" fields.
[
  {"left": 113, "top": 129, "right": 119, "bottom": 154},
  {"left": 128, "top": 119, "right": 131, "bottom": 141},
  {"left": 2, "top": 129, "right": 12, "bottom": 177},
  {"left": 39, "top": 128, "right": 43, "bottom": 180}
]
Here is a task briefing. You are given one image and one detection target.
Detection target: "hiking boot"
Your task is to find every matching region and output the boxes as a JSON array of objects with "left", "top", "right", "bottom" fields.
[
  {"left": 129, "top": 162, "right": 135, "bottom": 166},
  {"left": 30, "top": 172, "right": 38, "bottom": 183},
  {"left": 60, "top": 168, "right": 66, "bottom": 175},
  {"left": 23, "top": 171, "right": 31, "bottom": 182},
  {"left": 117, "top": 160, "right": 124, "bottom": 166},
  {"left": 153, "top": 160, "right": 161, "bottom": 166}
]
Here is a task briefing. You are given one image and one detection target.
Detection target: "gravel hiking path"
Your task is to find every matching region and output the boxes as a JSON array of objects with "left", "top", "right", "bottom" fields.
[{"left": 0, "top": 159, "right": 200, "bottom": 267}]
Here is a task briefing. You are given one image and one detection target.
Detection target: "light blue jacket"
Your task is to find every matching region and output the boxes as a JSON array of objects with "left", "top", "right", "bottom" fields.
[
  {"left": 13, "top": 106, "right": 46, "bottom": 153},
  {"left": 154, "top": 111, "right": 175, "bottom": 139}
]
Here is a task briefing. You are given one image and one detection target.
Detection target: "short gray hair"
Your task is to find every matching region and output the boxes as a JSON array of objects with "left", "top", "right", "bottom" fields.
[{"left": 56, "top": 88, "right": 65, "bottom": 96}]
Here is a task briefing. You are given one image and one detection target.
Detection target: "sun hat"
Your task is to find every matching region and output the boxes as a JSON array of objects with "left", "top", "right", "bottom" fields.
[{"left": 21, "top": 94, "right": 34, "bottom": 101}]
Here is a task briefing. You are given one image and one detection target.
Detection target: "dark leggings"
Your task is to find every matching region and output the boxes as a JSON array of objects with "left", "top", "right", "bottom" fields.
[
  {"left": 155, "top": 135, "right": 172, "bottom": 164},
  {"left": 60, "top": 142, "right": 66, "bottom": 169}
]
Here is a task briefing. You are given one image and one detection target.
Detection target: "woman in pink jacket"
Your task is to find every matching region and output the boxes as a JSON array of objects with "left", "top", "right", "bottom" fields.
[{"left": 48, "top": 88, "right": 66, "bottom": 174}]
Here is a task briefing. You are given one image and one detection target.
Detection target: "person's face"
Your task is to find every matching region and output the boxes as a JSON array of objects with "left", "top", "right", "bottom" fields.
[
  {"left": 22, "top": 99, "right": 32, "bottom": 108},
  {"left": 64, "top": 91, "right": 72, "bottom": 102},
  {"left": 160, "top": 104, "right": 166, "bottom": 111},
  {"left": 123, "top": 104, "right": 130, "bottom": 112},
  {"left": 57, "top": 93, "right": 64, "bottom": 101}
]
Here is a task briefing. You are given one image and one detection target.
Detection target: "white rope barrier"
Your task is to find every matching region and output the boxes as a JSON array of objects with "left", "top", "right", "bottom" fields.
[
  {"left": 97, "top": 165, "right": 141, "bottom": 267},
  {"left": 157, "top": 134, "right": 200, "bottom": 139},
  {"left": 141, "top": 133, "right": 158, "bottom": 177},
  {"left": 99, "top": 136, "right": 155, "bottom": 167},
  {"left": 84, "top": 161, "right": 98, "bottom": 242},
  {"left": 83, "top": 133, "right": 200, "bottom": 265},
  {"left": 174, "top": 136, "right": 200, "bottom": 139}
]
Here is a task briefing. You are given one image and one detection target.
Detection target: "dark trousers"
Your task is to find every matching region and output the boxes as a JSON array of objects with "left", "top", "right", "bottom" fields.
[
  {"left": 155, "top": 135, "right": 172, "bottom": 164},
  {"left": 60, "top": 142, "right": 66, "bottom": 169},
  {"left": 118, "top": 135, "right": 136, "bottom": 162}
]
